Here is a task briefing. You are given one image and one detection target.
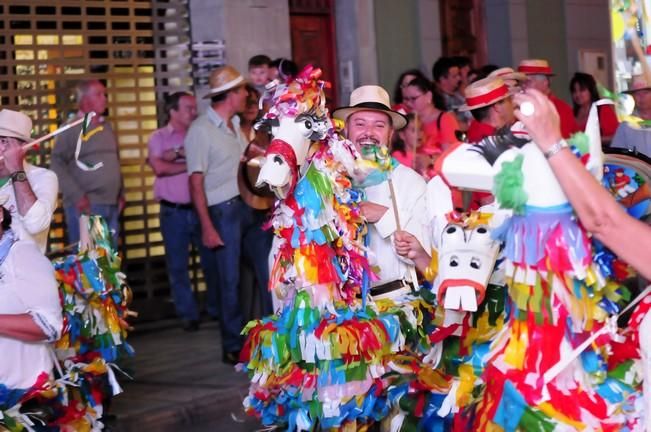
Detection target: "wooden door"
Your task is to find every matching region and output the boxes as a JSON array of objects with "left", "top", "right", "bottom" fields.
[
  {"left": 289, "top": 3, "right": 338, "bottom": 106},
  {"left": 439, "top": 0, "right": 487, "bottom": 67}
]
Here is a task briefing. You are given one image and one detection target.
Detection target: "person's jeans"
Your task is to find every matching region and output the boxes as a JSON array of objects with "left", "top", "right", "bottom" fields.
[
  {"left": 64, "top": 203, "right": 120, "bottom": 247},
  {"left": 159, "top": 204, "right": 219, "bottom": 322},
  {"left": 204, "top": 196, "right": 272, "bottom": 352}
]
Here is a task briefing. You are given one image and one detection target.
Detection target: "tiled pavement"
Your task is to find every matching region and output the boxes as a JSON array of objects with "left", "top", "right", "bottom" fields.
[{"left": 109, "top": 320, "right": 262, "bottom": 432}]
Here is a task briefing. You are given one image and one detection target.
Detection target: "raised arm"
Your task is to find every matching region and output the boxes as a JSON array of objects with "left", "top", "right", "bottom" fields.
[{"left": 514, "top": 89, "right": 651, "bottom": 279}]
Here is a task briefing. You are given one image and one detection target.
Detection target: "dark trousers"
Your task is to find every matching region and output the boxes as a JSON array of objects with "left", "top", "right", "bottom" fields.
[
  {"left": 204, "top": 196, "right": 272, "bottom": 352},
  {"left": 159, "top": 204, "right": 220, "bottom": 322}
]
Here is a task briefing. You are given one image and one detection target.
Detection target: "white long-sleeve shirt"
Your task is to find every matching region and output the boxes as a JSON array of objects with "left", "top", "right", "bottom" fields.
[
  {"left": 0, "top": 239, "right": 62, "bottom": 389},
  {"left": 364, "top": 164, "right": 429, "bottom": 285},
  {"left": 0, "top": 163, "right": 58, "bottom": 253}
]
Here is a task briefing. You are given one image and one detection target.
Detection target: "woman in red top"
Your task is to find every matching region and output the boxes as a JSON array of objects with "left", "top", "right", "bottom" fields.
[
  {"left": 402, "top": 76, "right": 459, "bottom": 156},
  {"left": 570, "top": 72, "right": 619, "bottom": 140},
  {"left": 392, "top": 69, "right": 428, "bottom": 114}
]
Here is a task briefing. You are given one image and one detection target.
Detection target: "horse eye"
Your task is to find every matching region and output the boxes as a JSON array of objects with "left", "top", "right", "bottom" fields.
[
  {"left": 470, "top": 257, "right": 481, "bottom": 269},
  {"left": 450, "top": 255, "right": 459, "bottom": 267},
  {"left": 446, "top": 226, "right": 457, "bottom": 234},
  {"left": 304, "top": 119, "right": 312, "bottom": 129},
  {"left": 273, "top": 155, "right": 284, "bottom": 164},
  {"left": 477, "top": 227, "right": 487, "bottom": 234}
]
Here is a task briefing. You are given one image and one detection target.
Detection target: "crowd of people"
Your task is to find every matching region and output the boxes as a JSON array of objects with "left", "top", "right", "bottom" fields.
[{"left": 1, "top": 47, "right": 651, "bottom": 430}]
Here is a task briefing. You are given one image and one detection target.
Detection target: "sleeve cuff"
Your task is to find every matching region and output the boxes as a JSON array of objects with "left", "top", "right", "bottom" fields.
[
  {"left": 373, "top": 206, "right": 397, "bottom": 238},
  {"left": 29, "top": 311, "right": 60, "bottom": 342}
]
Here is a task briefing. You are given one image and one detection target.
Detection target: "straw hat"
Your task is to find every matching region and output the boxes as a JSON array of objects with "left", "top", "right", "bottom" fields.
[
  {"left": 459, "top": 77, "right": 511, "bottom": 111},
  {"left": 0, "top": 109, "right": 32, "bottom": 141},
  {"left": 623, "top": 75, "right": 651, "bottom": 94},
  {"left": 517, "top": 59, "right": 555, "bottom": 76},
  {"left": 203, "top": 65, "right": 246, "bottom": 99},
  {"left": 488, "top": 67, "right": 526, "bottom": 86},
  {"left": 332, "top": 85, "right": 408, "bottom": 130}
]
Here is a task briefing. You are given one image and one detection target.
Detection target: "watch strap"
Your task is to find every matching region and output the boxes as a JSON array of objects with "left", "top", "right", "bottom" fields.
[{"left": 544, "top": 140, "right": 569, "bottom": 160}]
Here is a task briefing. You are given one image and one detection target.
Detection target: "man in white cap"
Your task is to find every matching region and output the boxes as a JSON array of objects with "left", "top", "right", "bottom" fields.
[
  {"left": 333, "top": 85, "right": 429, "bottom": 297},
  {"left": 185, "top": 65, "right": 272, "bottom": 364},
  {"left": 610, "top": 75, "right": 651, "bottom": 158},
  {"left": 0, "top": 109, "right": 58, "bottom": 253}
]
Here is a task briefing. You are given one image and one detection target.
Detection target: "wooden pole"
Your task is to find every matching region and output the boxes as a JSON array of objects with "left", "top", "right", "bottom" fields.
[{"left": 388, "top": 177, "right": 420, "bottom": 291}]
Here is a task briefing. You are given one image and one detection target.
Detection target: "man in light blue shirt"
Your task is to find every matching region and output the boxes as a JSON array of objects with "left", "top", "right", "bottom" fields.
[{"left": 185, "top": 65, "right": 272, "bottom": 365}]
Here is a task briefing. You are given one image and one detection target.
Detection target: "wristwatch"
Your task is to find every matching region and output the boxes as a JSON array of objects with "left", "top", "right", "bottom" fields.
[
  {"left": 544, "top": 140, "right": 569, "bottom": 160},
  {"left": 10, "top": 170, "right": 27, "bottom": 182}
]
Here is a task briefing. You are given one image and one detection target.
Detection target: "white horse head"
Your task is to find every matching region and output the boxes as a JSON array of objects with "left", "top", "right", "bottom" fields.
[{"left": 255, "top": 66, "right": 331, "bottom": 199}]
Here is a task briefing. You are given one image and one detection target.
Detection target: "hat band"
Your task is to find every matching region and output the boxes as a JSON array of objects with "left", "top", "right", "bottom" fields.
[
  {"left": 209, "top": 75, "right": 244, "bottom": 95},
  {"left": 518, "top": 65, "right": 552, "bottom": 75},
  {"left": 350, "top": 101, "right": 393, "bottom": 112},
  {"left": 465, "top": 85, "right": 509, "bottom": 108}
]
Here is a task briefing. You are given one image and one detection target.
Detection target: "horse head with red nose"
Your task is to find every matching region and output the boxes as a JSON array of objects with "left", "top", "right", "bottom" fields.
[{"left": 255, "top": 66, "right": 332, "bottom": 199}]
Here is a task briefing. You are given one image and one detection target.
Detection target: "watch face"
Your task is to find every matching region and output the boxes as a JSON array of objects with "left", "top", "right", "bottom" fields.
[{"left": 12, "top": 171, "right": 27, "bottom": 182}]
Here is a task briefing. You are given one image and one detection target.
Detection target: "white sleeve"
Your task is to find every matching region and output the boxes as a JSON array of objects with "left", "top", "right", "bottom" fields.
[
  {"left": 11, "top": 243, "right": 62, "bottom": 342},
  {"left": 19, "top": 169, "right": 58, "bottom": 237}
]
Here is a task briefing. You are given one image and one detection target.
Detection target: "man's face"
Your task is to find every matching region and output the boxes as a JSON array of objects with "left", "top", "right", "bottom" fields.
[
  {"left": 229, "top": 85, "right": 248, "bottom": 112},
  {"left": 525, "top": 75, "right": 550, "bottom": 94},
  {"left": 346, "top": 110, "right": 394, "bottom": 158},
  {"left": 495, "top": 96, "right": 515, "bottom": 126},
  {"left": 633, "top": 89, "right": 651, "bottom": 117},
  {"left": 439, "top": 66, "right": 461, "bottom": 94},
  {"left": 249, "top": 66, "right": 270, "bottom": 86},
  {"left": 170, "top": 95, "right": 197, "bottom": 129},
  {"left": 82, "top": 82, "right": 107, "bottom": 115}
]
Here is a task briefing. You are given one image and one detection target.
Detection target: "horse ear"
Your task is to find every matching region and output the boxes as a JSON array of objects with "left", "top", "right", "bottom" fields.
[{"left": 584, "top": 99, "right": 609, "bottom": 181}]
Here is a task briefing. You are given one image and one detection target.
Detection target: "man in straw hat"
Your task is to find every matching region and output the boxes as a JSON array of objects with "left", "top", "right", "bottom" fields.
[
  {"left": 52, "top": 79, "right": 124, "bottom": 246},
  {"left": 610, "top": 74, "right": 651, "bottom": 158},
  {"left": 461, "top": 76, "right": 516, "bottom": 143},
  {"left": 333, "top": 85, "right": 429, "bottom": 297},
  {"left": 518, "top": 59, "right": 579, "bottom": 138},
  {"left": 0, "top": 109, "right": 58, "bottom": 253},
  {"left": 185, "top": 65, "right": 272, "bottom": 364}
]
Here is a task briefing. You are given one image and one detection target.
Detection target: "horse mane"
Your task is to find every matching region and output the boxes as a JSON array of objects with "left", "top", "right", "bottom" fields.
[{"left": 470, "top": 127, "right": 530, "bottom": 166}]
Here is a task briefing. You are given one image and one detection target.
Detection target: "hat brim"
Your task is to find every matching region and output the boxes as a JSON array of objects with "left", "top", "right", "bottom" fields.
[
  {"left": 499, "top": 72, "right": 527, "bottom": 83},
  {"left": 202, "top": 76, "right": 247, "bottom": 99},
  {"left": 333, "top": 104, "right": 408, "bottom": 130},
  {"left": 623, "top": 86, "right": 651, "bottom": 94},
  {"left": 459, "top": 91, "right": 512, "bottom": 112},
  {"left": 0, "top": 127, "right": 30, "bottom": 142}
]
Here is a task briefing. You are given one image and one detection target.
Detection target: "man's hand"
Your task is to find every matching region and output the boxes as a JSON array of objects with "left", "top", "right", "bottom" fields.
[
  {"left": 118, "top": 195, "right": 126, "bottom": 213},
  {"left": 394, "top": 230, "right": 430, "bottom": 273},
  {"left": 3, "top": 139, "right": 25, "bottom": 174},
  {"left": 76, "top": 195, "right": 91, "bottom": 214},
  {"left": 202, "top": 226, "right": 225, "bottom": 249},
  {"left": 394, "top": 230, "right": 425, "bottom": 260},
  {"left": 360, "top": 201, "right": 388, "bottom": 223}
]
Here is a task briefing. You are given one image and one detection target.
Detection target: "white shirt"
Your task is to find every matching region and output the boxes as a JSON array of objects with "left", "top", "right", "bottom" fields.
[
  {"left": 364, "top": 164, "right": 429, "bottom": 285},
  {"left": 0, "top": 163, "right": 58, "bottom": 253},
  {"left": 0, "top": 239, "right": 62, "bottom": 389}
]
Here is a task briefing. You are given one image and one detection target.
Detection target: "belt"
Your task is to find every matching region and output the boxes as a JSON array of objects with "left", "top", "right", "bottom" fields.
[
  {"left": 160, "top": 199, "right": 194, "bottom": 210},
  {"left": 371, "top": 280, "right": 409, "bottom": 296}
]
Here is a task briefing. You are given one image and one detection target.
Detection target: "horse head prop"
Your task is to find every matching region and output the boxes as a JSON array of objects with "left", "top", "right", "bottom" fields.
[
  {"left": 429, "top": 101, "right": 606, "bottom": 312},
  {"left": 255, "top": 66, "right": 331, "bottom": 199}
]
